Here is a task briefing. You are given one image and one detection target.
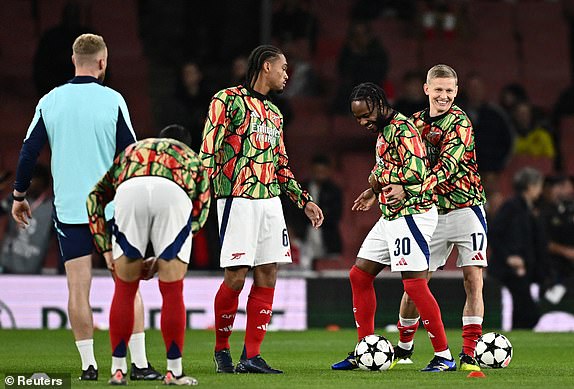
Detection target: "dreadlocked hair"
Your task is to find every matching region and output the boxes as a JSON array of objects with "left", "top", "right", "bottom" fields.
[
  {"left": 245, "top": 45, "right": 283, "bottom": 88},
  {"left": 349, "top": 82, "right": 391, "bottom": 115}
]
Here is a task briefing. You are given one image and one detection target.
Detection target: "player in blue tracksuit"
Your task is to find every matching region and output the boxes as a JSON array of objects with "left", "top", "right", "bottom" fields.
[{"left": 11, "top": 33, "right": 160, "bottom": 382}]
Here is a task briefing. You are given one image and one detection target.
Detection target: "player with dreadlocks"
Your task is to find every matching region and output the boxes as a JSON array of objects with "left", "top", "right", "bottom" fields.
[
  {"left": 331, "top": 82, "right": 456, "bottom": 372},
  {"left": 200, "top": 45, "right": 324, "bottom": 374}
]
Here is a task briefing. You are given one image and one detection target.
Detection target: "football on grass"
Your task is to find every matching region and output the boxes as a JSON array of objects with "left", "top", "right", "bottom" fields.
[
  {"left": 474, "top": 332, "right": 513, "bottom": 369},
  {"left": 354, "top": 334, "right": 394, "bottom": 371}
]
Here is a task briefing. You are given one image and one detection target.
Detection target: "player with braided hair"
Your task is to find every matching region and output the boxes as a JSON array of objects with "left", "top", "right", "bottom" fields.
[
  {"left": 331, "top": 82, "right": 456, "bottom": 372},
  {"left": 200, "top": 44, "right": 324, "bottom": 374}
]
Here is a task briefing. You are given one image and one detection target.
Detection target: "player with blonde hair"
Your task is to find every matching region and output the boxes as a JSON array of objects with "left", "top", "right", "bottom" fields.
[{"left": 12, "top": 33, "right": 160, "bottom": 381}]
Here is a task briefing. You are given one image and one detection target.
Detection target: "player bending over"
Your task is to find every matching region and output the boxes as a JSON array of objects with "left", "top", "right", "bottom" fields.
[{"left": 87, "top": 125, "right": 210, "bottom": 385}]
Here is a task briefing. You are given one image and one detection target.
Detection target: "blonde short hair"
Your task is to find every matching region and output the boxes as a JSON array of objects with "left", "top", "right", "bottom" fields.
[
  {"left": 73, "top": 34, "right": 106, "bottom": 56},
  {"left": 426, "top": 64, "right": 457, "bottom": 84}
]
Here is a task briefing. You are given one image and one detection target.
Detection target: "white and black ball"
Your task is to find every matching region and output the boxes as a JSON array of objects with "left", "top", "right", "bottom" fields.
[
  {"left": 474, "top": 332, "right": 513, "bottom": 369},
  {"left": 354, "top": 334, "right": 395, "bottom": 371}
]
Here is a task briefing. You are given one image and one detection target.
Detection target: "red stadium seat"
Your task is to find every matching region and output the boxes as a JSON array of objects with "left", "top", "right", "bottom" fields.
[{"left": 499, "top": 154, "right": 555, "bottom": 196}]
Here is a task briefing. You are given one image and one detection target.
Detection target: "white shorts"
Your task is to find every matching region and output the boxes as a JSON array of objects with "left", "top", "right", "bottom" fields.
[
  {"left": 217, "top": 197, "right": 292, "bottom": 268},
  {"left": 429, "top": 205, "right": 488, "bottom": 271},
  {"left": 111, "top": 176, "right": 193, "bottom": 263},
  {"left": 357, "top": 206, "right": 438, "bottom": 272}
]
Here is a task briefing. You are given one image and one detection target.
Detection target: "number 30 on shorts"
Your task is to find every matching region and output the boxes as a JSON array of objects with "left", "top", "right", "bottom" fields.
[{"left": 393, "top": 237, "right": 411, "bottom": 256}]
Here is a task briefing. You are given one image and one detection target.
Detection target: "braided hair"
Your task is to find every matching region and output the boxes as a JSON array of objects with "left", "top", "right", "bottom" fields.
[
  {"left": 245, "top": 45, "right": 283, "bottom": 88},
  {"left": 349, "top": 82, "right": 391, "bottom": 116}
]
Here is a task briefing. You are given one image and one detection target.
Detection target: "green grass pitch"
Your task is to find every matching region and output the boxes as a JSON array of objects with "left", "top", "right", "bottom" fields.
[{"left": 1, "top": 329, "right": 573, "bottom": 388}]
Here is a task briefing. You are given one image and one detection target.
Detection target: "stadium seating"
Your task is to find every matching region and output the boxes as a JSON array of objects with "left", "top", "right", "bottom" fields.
[{"left": 2, "top": 0, "right": 571, "bottom": 273}]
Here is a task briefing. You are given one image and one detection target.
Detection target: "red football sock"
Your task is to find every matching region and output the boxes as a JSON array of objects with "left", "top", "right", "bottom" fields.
[
  {"left": 214, "top": 282, "right": 241, "bottom": 352},
  {"left": 398, "top": 319, "right": 420, "bottom": 344},
  {"left": 110, "top": 277, "right": 139, "bottom": 357},
  {"left": 462, "top": 324, "right": 482, "bottom": 357},
  {"left": 350, "top": 265, "right": 376, "bottom": 340},
  {"left": 402, "top": 278, "right": 448, "bottom": 353},
  {"left": 244, "top": 285, "right": 274, "bottom": 359},
  {"left": 159, "top": 279, "right": 185, "bottom": 359}
]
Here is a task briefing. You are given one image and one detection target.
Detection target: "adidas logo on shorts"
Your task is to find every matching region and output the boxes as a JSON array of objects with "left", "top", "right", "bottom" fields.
[
  {"left": 395, "top": 257, "right": 408, "bottom": 266},
  {"left": 471, "top": 252, "right": 485, "bottom": 261}
]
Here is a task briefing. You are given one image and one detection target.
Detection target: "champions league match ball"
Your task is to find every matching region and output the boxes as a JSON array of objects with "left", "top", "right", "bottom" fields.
[
  {"left": 354, "top": 334, "right": 395, "bottom": 371},
  {"left": 474, "top": 332, "right": 513, "bottom": 369}
]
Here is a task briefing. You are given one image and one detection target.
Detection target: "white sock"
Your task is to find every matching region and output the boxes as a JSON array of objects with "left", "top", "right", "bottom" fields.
[
  {"left": 435, "top": 349, "right": 453, "bottom": 360},
  {"left": 111, "top": 357, "right": 128, "bottom": 375},
  {"left": 75, "top": 339, "right": 97, "bottom": 370},
  {"left": 462, "top": 316, "right": 483, "bottom": 326},
  {"left": 129, "top": 332, "right": 148, "bottom": 368},
  {"left": 398, "top": 341, "right": 413, "bottom": 350},
  {"left": 399, "top": 315, "right": 420, "bottom": 327},
  {"left": 167, "top": 358, "right": 182, "bottom": 377}
]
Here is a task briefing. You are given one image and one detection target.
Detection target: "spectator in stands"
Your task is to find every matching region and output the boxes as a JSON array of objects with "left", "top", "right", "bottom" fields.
[
  {"left": 229, "top": 55, "right": 248, "bottom": 86},
  {"left": 331, "top": 21, "right": 389, "bottom": 114},
  {"left": 286, "top": 155, "right": 343, "bottom": 270},
  {"left": 33, "top": 0, "right": 94, "bottom": 97},
  {"left": 538, "top": 175, "right": 574, "bottom": 289},
  {"left": 173, "top": 61, "right": 213, "bottom": 152},
  {"left": 0, "top": 164, "right": 52, "bottom": 274},
  {"left": 499, "top": 83, "right": 529, "bottom": 118},
  {"left": 489, "top": 167, "right": 547, "bottom": 329},
  {"left": 394, "top": 71, "right": 427, "bottom": 117},
  {"left": 282, "top": 40, "right": 321, "bottom": 98},
  {"left": 512, "top": 101, "right": 556, "bottom": 159},
  {"left": 459, "top": 73, "right": 513, "bottom": 206},
  {"left": 272, "top": 0, "right": 318, "bottom": 53}
]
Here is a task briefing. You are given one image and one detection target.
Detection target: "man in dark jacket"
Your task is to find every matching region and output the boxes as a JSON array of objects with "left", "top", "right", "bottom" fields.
[{"left": 489, "top": 167, "right": 547, "bottom": 329}]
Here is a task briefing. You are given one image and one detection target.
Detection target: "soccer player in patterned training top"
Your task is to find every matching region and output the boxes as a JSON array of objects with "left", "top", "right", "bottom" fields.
[
  {"left": 331, "top": 82, "right": 456, "bottom": 372},
  {"left": 383, "top": 64, "right": 487, "bottom": 371},
  {"left": 200, "top": 45, "right": 324, "bottom": 374},
  {"left": 11, "top": 33, "right": 160, "bottom": 381},
  {"left": 87, "top": 125, "right": 211, "bottom": 385}
]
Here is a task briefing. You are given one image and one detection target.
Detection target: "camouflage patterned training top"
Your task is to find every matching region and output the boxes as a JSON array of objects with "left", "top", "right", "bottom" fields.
[
  {"left": 199, "top": 86, "right": 311, "bottom": 208},
  {"left": 372, "top": 111, "right": 434, "bottom": 221},
  {"left": 87, "top": 138, "right": 211, "bottom": 254},
  {"left": 410, "top": 105, "right": 486, "bottom": 210}
]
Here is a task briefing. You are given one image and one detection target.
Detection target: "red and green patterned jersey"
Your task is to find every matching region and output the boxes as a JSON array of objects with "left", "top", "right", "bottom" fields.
[
  {"left": 372, "top": 111, "right": 434, "bottom": 220},
  {"left": 199, "top": 86, "right": 311, "bottom": 208},
  {"left": 87, "top": 138, "right": 211, "bottom": 254},
  {"left": 410, "top": 105, "right": 486, "bottom": 210}
]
